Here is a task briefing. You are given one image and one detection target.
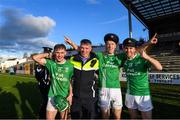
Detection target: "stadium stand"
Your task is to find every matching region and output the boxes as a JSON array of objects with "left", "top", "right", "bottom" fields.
[
  {"left": 150, "top": 54, "right": 180, "bottom": 72},
  {"left": 120, "top": 0, "right": 180, "bottom": 73},
  {"left": 148, "top": 34, "right": 180, "bottom": 72}
]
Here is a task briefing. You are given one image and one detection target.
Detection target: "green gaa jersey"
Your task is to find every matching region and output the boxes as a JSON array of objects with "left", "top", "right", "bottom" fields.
[
  {"left": 123, "top": 54, "right": 151, "bottom": 96},
  {"left": 45, "top": 59, "right": 73, "bottom": 97},
  {"left": 96, "top": 52, "right": 125, "bottom": 88}
]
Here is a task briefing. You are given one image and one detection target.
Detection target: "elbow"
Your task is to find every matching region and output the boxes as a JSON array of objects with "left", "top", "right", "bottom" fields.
[
  {"left": 31, "top": 55, "right": 37, "bottom": 61},
  {"left": 157, "top": 65, "right": 163, "bottom": 71},
  {"left": 153, "top": 60, "right": 163, "bottom": 71},
  {"left": 153, "top": 62, "right": 163, "bottom": 71}
]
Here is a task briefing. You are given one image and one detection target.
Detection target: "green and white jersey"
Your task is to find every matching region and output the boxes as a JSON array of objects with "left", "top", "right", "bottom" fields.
[
  {"left": 45, "top": 59, "right": 74, "bottom": 97},
  {"left": 123, "top": 54, "right": 151, "bottom": 96},
  {"left": 96, "top": 52, "right": 125, "bottom": 88}
]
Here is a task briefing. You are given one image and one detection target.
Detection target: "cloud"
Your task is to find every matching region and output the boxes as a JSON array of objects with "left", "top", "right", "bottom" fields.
[
  {"left": 19, "top": 38, "right": 56, "bottom": 51},
  {"left": 99, "top": 16, "right": 127, "bottom": 25},
  {"left": 0, "top": 7, "right": 56, "bottom": 57},
  {"left": 0, "top": 37, "right": 56, "bottom": 54},
  {"left": 0, "top": 8, "right": 56, "bottom": 40},
  {"left": 86, "top": 0, "right": 100, "bottom": 4}
]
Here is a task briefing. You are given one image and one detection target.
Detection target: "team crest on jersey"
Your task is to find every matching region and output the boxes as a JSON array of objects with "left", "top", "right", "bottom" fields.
[{"left": 128, "top": 63, "right": 133, "bottom": 68}]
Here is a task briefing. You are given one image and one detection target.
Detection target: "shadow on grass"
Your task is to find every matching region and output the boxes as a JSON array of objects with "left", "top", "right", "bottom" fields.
[
  {"left": 153, "top": 100, "right": 180, "bottom": 119},
  {"left": 120, "top": 93, "right": 180, "bottom": 119},
  {"left": 15, "top": 81, "right": 41, "bottom": 119},
  {"left": 0, "top": 88, "right": 18, "bottom": 118},
  {"left": 120, "top": 81, "right": 180, "bottom": 119}
]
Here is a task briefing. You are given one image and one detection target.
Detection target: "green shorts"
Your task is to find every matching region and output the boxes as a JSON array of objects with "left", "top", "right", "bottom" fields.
[
  {"left": 46, "top": 96, "right": 69, "bottom": 112},
  {"left": 54, "top": 95, "right": 69, "bottom": 112}
]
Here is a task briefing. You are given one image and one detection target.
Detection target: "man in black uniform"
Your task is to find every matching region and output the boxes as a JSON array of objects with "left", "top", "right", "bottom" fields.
[{"left": 35, "top": 47, "right": 52, "bottom": 119}]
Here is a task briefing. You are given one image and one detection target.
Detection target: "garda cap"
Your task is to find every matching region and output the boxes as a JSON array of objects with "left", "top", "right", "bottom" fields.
[
  {"left": 123, "top": 38, "right": 137, "bottom": 47},
  {"left": 104, "top": 33, "right": 119, "bottom": 44},
  {"left": 42, "top": 47, "right": 53, "bottom": 53}
]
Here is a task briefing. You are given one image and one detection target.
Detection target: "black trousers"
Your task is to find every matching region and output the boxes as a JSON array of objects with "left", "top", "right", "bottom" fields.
[
  {"left": 38, "top": 84, "right": 50, "bottom": 119},
  {"left": 71, "top": 97, "right": 100, "bottom": 119}
]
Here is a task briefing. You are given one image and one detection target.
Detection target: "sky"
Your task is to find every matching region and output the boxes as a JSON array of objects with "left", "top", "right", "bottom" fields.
[{"left": 0, "top": 0, "right": 149, "bottom": 59}]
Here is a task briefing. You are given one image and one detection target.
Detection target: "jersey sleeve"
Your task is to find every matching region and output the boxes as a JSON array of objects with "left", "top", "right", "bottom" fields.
[
  {"left": 144, "top": 60, "right": 151, "bottom": 68},
  {"left": 95, "top": 52, "right": 102, "bottom": 59},
  {"left": 117, "top": 52, "right": 126, "bottom": 60},
  {"left": 45, "top": 59, "right": 52, "bottom": 72},
  {"left": 140, "top": 56, "right": 151, "bottom": 69},
  {"left": 69, "top": 63, "right": 74, "bottom": 79},
  {"left": 66, "top": 60, "right": 74, "bottom": 80},
  {"left": 116, "top": 52, "right": 127, "bottom": 67}
]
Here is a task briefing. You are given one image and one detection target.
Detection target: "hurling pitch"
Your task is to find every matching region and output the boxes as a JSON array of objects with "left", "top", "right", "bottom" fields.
[{"left": 0, "top": 73, "right": 180, "bottom": 119}]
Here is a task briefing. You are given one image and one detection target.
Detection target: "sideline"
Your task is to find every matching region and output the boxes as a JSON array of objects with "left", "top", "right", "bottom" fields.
[{"left": 0, "top": 73, "right": 35, "bottom": 80}]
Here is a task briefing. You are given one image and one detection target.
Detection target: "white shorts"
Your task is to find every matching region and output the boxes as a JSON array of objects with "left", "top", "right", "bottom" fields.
[
  {"left": 98, "top": 88, "right": 123, "bottom": 109},
  {"left": 46, "top": 97, "right": 58, "bottom": 112},
  {"left": 125, "top": 93, "right": 153, "bottom": 112}
]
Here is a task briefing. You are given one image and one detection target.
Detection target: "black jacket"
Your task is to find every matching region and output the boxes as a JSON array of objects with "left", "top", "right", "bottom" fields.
[{"left": 70, "top": 52, "right": 99, "bottom": 99}]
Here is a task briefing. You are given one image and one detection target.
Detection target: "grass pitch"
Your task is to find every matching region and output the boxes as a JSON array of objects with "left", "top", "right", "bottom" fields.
[
  {"left": 121, "top": 82, "right": 180, "bottom": 119},
  {"left": 0, "top": 73, "right": 180, "bottom": 119},
  {"left": 0, "top": 73, "right": 41, "bottom": 118}
]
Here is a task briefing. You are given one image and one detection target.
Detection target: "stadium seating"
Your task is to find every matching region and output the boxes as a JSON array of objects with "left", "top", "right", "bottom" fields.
[{"left": 149, "top": 40, "right": 180, "bottom": 73}]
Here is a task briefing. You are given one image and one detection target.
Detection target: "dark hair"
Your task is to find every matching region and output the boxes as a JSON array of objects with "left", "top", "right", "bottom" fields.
[
  {"left": 80, "top": 39, "right": 92, "bottom": 45},
  {"left": 54, "top": 44, "right": 66, "bottom": 51},
  {"left": 104, "top": 33, "right": 119, "bottom": 44}
]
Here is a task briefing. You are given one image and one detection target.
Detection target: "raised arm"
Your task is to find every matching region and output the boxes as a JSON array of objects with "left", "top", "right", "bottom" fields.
[
  {"left": 137, "top": 33, "right": 158, "bottom": 52},
  {"left": 140, "top": 50, "right": 163, "bottom": 71},
  {"left": 64, "top": 36, "right": 79, "bottom": 50},
  {"left": 32, "top": 53, "right": 50, "bottom": 66}
]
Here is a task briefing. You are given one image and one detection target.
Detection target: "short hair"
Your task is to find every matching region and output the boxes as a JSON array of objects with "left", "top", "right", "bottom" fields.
[
  {"left": 80, "top": 39, "right": 92, "bottom": 45},
  {"left": 54, "top": 44, "right": 66, "bottom": 51}
]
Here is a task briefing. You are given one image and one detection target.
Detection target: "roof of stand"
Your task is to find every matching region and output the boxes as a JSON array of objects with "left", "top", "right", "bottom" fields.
[{"left": 120, "top": 0, "right": 180, "bottom": 34}]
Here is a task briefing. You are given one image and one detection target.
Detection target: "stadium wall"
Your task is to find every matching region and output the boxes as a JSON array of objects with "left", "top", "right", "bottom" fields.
[{"left": 120, "top": 72, "right": 180, "bottom": 84}]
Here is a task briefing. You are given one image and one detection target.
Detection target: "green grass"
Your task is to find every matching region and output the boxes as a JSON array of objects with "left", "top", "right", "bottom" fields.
[
  {"left": 0, "top": 73, "right": 180, "bottom": 119},
  {"left": 121, "top": 82, "right": 180, "bottom": 119},
  {"left": 0, "top": 73, "right": 41, "bottom": 119}
]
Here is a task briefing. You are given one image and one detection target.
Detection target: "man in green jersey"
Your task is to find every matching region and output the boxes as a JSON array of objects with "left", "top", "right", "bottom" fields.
[
  {"left": 65, "top": 33, "right": 124, "bottom": 119},
  {"left": 32, "top": 44, "right": 74, "bottom": 120},
  {"left": 64, "top": 33, "right": 158, "bottom": 119},
  {"left": 122, "top": 38, "right": 162, "bottom": 119},
  {"left": 96, "top": 33, "right": 124, "bottom": 119}
]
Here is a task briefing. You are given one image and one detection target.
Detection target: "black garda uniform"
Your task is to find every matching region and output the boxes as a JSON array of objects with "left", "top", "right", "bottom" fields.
[
  {"left": 70, "top": 52, "right": 99, "bottom": 119},
  {"left": 35, "top": 47, "right": 52, "bottom": 119}
]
